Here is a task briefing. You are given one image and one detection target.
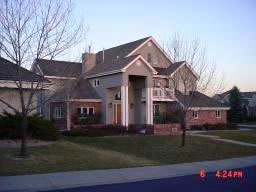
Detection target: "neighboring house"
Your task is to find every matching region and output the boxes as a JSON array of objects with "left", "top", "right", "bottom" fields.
[
  {"left": 0, "top": 57, "right": 48, "bottom": 115},
  {"left": 32, "top": 36, "right": 229, "bottom": 130},
  {"left": 214, "top": 90, "right": 256, "bottom": 117}
]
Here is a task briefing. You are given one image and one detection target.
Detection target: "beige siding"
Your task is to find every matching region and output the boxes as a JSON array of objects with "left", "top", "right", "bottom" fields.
[
  {"left": 0, "top": 88, "right": 37, "bottom": 114},
  {"left": 133, "top": 40, "right": 171, "bottom": 68}
]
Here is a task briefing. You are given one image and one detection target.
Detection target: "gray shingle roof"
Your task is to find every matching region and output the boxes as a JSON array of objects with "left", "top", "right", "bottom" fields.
[
  {"left": 70, "top": 79, "right": 100, "bottom": 100},
  {"left": 85, "top": 37, "right": 151, "bottom": 77},
  {"left": 96, "top": 36, "right": 151, "bottom": 65},
  {"left": 85, "top": 55, "right": 139, "bottom": 77},
  {"left": 176, "top": 91, "right": 228, "bottom": 108},
  {"left": 36, "top": 59, "right": 82, "bottom": 78},
  {"left": 154, "top": 61, "right": 185, "bottom": 75},
  {"left": 0, "top": 57, "right": 48, "bottom": 82},
  {"left": 52, "top": 78, "right": 101, "bottom": 101}
]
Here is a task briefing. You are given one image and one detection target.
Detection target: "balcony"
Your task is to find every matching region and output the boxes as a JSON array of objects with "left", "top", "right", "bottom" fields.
[{"left": 142, "top": 88, "right": 174, "bottom": 101}]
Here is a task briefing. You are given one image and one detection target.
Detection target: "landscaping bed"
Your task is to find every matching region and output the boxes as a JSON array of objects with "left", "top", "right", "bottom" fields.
[{"left": 1, "top": 135, "right": 256, "bottom": 176}]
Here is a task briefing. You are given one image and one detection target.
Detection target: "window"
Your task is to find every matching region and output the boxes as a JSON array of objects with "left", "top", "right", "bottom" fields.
[
  {"left": 89, "top": 107, "right": 94, "bottom": 115},
  {"left": 192, "top": 111, "right": 199, "bottom": 119},
  {"left": 147, "top": 53, "right": 152, "bottom": 63},
  {"left": 153, "top": 80, "right": 157, "bottom": 87},
  {"left": 54, "top": 107, "right": 63, "bottom": 119},
  {"left": 153, "top": 104, "right": 160, "bottom": 116},
  {"left": 216, "top": 110, "right": 221, "bottom": 118},
  {"left": 93, "top": 79, "right": 100, "bottom": 87},
  {"left": 77, "top": 107, "right": 95, "bottom": 118}
]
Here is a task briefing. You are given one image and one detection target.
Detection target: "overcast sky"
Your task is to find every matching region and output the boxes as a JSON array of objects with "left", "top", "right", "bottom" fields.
[{"left": 73, "top": 0, "right": 255, "bottom": 92}]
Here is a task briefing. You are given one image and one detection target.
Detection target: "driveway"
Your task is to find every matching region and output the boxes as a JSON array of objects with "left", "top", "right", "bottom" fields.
[{"left": 46, "top": 166, "right": 256, "bottom": 192}]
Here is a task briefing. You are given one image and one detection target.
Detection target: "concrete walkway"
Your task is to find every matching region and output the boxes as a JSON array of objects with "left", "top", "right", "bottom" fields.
[
  {"left": 0, "top": 156, "right": 256, "bottom": 192},
  {"left": 189, "top": 130, "right": 256, "bottom": 147}
]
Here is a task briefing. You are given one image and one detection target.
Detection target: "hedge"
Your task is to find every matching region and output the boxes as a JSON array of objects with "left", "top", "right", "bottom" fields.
[
  {"left": 190, "top": 123, "right": 238, "bottom": 131},
  {"left": 0, "top": 112, "right": 61, "bottom": 141}
]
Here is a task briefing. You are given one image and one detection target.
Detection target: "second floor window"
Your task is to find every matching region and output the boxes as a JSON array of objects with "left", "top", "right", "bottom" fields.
[
  {"left": 94, "top": 79, "right": 100, "bottom": 87},
  {"left": 192, "top": 111, "right": 199, "bottom": 119}
]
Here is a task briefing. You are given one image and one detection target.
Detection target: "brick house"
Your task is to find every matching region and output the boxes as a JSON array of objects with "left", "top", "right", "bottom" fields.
[{"left": 31, "top": 36, "right": 229, "bottom": 130}]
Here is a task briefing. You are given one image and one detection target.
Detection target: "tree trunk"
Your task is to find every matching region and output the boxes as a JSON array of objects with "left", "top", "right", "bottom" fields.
[
  {"left": 19, "top": 114, "right": 28, "bottom": 157},
  {"left": 180, "top": 121, "right": 186, "bottom": 147}
]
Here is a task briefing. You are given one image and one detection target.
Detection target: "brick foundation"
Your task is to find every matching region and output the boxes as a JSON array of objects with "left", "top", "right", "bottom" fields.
[{"left": 154, "top": 124, "right": 181, "bottom": 135}]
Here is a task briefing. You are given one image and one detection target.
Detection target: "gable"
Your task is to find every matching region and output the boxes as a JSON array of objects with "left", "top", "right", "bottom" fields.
[
  {"left": 131, "top": 39, "right": 172, "bottom": 68},
  {"left": 124, "top": 57, "right": 156, "bottom": 77}
]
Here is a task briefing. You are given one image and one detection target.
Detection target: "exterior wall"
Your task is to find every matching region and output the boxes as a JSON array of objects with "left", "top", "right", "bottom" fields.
[
  {"left": 133, "top": 40, "right": 171, "bottom": 68},
  {"left": 88, "top": 73, "right": 124, "bottom": 123},
  {"left": 0, "top": 88, "right": 37, "bottom": 115},
  {"left": 70, "top": 101, "right": 101, "bottom": 127},
  {"left": 186, "top": 110, "right": 228, "bottom": 128},
  {"left": 50, "top": 102, "right": 67, "bottom": 130},
  {"left": 154, "top": 124, "right": 181, "bottom": 135},
  {"left": 171, "top": 65, "right": 197, "bottom": 94}
]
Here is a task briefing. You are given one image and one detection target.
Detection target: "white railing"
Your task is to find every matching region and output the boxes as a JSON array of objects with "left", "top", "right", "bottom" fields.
[{"left": 142, "top": 88, "right": 174, "bottom": 101}]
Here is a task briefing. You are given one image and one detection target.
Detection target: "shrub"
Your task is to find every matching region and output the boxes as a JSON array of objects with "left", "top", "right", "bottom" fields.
[
  {"left": 73, "top": 113, "right": 101, "bottom": 125},
  {"left": 190, "top": 125, "right": 204, "bottom": 130},
  {"left": 0, "top": 112, "right": 60, "bottom": 141},
  {"left": 63, "top": 125, "right": 126, "bottom": 137},
  {"left": 190, "top": 123, "right": 238, "bottom": 131}
]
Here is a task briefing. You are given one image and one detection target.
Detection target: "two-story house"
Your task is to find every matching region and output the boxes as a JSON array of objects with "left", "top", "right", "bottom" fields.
[{"left": 32, "top": 36, "right": 229, "bottom": 130}]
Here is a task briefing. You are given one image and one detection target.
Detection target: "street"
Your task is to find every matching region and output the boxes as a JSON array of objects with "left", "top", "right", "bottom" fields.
[{"left": 46, "top": 166, "right": 256, "bottom": 192}]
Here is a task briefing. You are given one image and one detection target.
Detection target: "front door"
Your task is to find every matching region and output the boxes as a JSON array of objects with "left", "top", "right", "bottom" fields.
[{"left": 113, "top": 103, "right": 121, "bottom": 125}]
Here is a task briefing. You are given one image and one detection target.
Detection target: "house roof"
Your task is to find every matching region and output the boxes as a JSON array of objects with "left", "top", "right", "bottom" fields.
[
  {"left": 36, "top": 59, "right": 82, "bottom": 78},
  {"left": 85, "top": 37, "right": 153, "bottom": 77},
  {"left": 52, "top": 78, "right": 100, "bottom": 101},
  {"left": 176, "top": 91, "right": 228, "bottom": 109},
  {"left": 85, "top": 55, "right": 139, "bottom": 77},
  {"left": 154, "top": 61, "right": 185, "bottom": 76},
  {"left": 0, "top": 57, "right": 48, "bottom": 82},
  {"left": 96, "top": 36, "right": 151, "bottom": 65},
  {"left": 241, "top": 92, "right": 256, "bottom": 98}
]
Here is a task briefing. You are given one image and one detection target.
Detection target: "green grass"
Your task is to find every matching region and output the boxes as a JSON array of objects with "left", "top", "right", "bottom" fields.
[
  {"left": 1, "top": 135, "right": 256, "bottom": 176},
  {"left": 201, "top": 130, "right": 256, "bottom": 144}
]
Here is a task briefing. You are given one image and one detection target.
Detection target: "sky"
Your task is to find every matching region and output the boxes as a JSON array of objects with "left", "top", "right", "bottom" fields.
[{"left": 73, "top": 0, "right": 256, "bottom": 92}]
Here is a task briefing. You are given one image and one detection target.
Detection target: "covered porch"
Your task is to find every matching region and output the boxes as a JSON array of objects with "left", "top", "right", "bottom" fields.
[{"left": 106, "top": 75, "right": 153, "bottom": 127}]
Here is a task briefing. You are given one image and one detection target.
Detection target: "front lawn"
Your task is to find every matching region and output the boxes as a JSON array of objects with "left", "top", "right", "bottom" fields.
[
  {"left": 201, "top": 130, "right": 256, "bottom": 144},
  {"left": 1, "top": 135, "right": 256, "bottom": 176}
]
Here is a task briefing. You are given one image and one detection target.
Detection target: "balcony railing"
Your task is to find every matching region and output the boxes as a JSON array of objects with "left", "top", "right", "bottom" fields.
[{"left": 142, "top": 88, "right": 174, "bottom": 101}]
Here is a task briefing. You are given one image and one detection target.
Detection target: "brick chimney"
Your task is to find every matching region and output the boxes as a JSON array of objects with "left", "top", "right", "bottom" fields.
[{"left": 82, "top": 52, "right": 96, "bottom": 73}]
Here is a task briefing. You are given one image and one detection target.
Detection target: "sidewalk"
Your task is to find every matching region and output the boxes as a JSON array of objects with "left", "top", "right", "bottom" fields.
[{"left": 0, "top": 156, "right": 256, "bottom": 192}]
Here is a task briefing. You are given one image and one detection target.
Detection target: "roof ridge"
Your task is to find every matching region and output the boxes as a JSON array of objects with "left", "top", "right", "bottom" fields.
[
  {"left": 96, "top": 36, "right": 151, "bottom": 55},
  {"left": 37, "top": 58, "right": 81, "bottom": 64}
]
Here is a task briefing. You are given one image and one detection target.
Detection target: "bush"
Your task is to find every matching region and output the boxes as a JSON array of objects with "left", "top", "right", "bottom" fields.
[
  {"left": 0, "top": 112, "right": 60, "bottom": 141},
  {"left": 73, "top": 113, "right": 101, "bottom": 125},
  {"left": 190, "top": 123, "right": 238, "bottom": 131},
  {"left": 63, "top": 125, "right": 126, "bottom": 137}
]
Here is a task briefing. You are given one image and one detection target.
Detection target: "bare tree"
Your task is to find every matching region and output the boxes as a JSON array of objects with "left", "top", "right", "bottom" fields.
[
  {"left": 162, "top": 33, "right": 224, "bottom": 147},
  {"left": 0, "top": 0, "right": 85, "bottom": 157}
]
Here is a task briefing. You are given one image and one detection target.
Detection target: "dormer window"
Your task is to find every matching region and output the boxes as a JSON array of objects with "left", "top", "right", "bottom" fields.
[{"left": 147, "top": 53, "right": 152, "bottom": 63}]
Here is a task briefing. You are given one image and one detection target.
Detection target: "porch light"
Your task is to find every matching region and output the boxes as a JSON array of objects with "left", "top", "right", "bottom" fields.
[
  {"left": 108, "top": 103, "right": 112, "bottom": 108},
  {"left": 130, "top": 103, "right": 134, "bottom": 109}
]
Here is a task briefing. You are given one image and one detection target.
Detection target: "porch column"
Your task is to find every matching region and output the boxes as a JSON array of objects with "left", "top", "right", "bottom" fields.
[
  {"left": 121, "top": 86, "right": 129, "bottom": 128},
  {"left": 146, "top": 87, "right": 153, "bottom": 124}
]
